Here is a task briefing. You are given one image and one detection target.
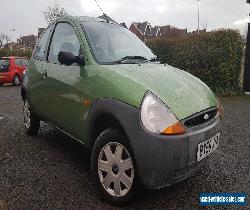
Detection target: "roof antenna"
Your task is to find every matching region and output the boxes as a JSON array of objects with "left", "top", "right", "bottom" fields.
[{"left": 94, "top": 0, "right": 109, "bottom": 23}]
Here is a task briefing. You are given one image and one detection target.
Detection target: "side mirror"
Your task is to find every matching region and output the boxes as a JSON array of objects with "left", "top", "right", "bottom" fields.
[{"left": 58, "top": 51, "right": 85, "bottom": 66}]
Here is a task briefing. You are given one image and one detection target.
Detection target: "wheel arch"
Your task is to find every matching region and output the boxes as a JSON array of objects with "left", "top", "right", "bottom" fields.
[
  {"left": 21, "top": 77, "right": 28, "bottom": 101},
  {"left": 86, "top": 98, "right": 140, "bottom": 150},
  {"left": 13, "top": 73, "right": 19, "bottom": 78},
  {"left": 21, "top": 86, "right": 27, "bottom": 101}
]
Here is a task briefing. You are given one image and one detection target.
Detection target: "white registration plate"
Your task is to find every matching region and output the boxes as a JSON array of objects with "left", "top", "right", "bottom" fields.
[{"left": 197, "top": 133, "right": 220, "bottom": 161}]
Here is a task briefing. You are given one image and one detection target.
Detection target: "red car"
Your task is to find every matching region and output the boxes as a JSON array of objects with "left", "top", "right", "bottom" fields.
[{"left": 0, "top": 56, "right": 29, "bottom": 85}]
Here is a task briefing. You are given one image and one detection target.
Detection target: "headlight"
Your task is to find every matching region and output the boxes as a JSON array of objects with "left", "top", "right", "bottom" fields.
[{"left": 140, "top": 92, "right": 186, "bottom": 135}]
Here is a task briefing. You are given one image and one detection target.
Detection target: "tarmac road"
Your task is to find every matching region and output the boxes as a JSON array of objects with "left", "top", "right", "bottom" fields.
[{"left": 0, "top": 85, "right": 249, "bottom": 209}]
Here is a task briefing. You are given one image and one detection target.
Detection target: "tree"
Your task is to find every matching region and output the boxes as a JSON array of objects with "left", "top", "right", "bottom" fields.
[
  {"left": 43, "top": 3, "right": 68, "bottom": 24},
  {"left": 0, "top": 33, "right": 10, "bottom": 48}
]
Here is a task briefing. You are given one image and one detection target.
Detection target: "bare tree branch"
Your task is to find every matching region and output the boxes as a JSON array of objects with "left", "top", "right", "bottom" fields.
[
  {"left": 0, "top": 33, "right": 10, "bottom": 48},
  {"left": 43, "top": 3, "right": 69, "bottom": 24}
]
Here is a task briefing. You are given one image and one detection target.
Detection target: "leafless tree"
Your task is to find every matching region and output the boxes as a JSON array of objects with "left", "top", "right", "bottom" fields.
[{"left": 43, "top": 2, "right": 69, "bottom": 24}]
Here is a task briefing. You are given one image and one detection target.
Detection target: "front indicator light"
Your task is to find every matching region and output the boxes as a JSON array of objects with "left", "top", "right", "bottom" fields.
[{"left": 162, "top": 121, "right": 186, "bottom": 135}]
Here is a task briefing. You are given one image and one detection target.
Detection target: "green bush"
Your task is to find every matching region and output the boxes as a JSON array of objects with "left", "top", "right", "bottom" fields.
[
  {"left": 0, "top": 49, "right": 32, "bottom": 59},
  {"left": 147, "top": 29, "right": 245, "bottom": 95}
]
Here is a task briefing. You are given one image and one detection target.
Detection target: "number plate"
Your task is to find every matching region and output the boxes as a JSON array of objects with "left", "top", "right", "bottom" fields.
[{"left": 197, "top": 133, "right": 220, "bottom": 161}]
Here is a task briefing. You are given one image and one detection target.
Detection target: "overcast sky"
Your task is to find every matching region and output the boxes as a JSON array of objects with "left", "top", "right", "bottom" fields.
[{"left": 0, "top": 0, "right": 249, "bottom": 41}]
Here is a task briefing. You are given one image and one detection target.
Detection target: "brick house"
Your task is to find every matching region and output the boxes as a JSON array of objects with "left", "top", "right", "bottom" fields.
[
  {"left": 129, "top": 21, "right": 187, "bottom": 41},
  {"left": 97, "top": 14, "right": 127, "bottom": 28},
  {"left": 17, "top": 35, "right": 36, "bottom": 49},
  {"left": 188, "top": 29, "right": 207, "bottom": 36},
  {"left": 159, "top": 25, "right": 187, "bottom": 39},
  {"left": 129, "top": 21, "right": 156, "bottom": 41}
]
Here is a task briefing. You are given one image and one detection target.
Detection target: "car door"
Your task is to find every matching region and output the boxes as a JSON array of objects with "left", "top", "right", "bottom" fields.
[
  {"left": 44, "top": 21, "right": 87, "bottom": 139},
  {"left": 14, "top": 58, "right": 23, "bottom": 77},
  {"left": 21, "top": 59, "right": 29, "bottom": 69},
  {"left": 28, "top": 25, "right": 54, "bottom": 118},
  {"left": 20, "top": 58, "right": 27, "bottom": 70},
  {"left": 20, "top": 58, "right": 26, "bottom": 69}
]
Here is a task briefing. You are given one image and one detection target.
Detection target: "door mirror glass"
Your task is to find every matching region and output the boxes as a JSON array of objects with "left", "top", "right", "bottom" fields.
[{"left": 58, "top": 51, "right": 85, "bottom": 66}]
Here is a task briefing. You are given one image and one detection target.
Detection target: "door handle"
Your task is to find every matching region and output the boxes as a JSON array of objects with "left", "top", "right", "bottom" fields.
[{"left": 41, "top": 70, "right": 47, "bottom": 79}]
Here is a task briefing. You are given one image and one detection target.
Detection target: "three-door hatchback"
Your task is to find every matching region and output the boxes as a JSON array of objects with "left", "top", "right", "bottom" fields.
[
  {"left": 0, "top": 56, "right": 28, "bottom": 85},
  {"left": 21, "top": 16, "right": 222, "bottom": 205}
]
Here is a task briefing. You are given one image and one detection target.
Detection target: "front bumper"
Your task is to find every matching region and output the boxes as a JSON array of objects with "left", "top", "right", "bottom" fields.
[{"left": 126, "top": 112, "right": 221, "bottom": 189}]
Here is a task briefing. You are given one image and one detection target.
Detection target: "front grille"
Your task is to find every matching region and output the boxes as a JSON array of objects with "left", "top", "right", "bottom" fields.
[{"left": 184, "top": 109, "right": 218, "bottom": 127}]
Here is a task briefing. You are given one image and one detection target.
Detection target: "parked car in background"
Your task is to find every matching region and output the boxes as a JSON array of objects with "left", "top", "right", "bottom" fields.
[
  {"left": 0, "top": 56, "right": 29, "bottom": 85},
  {"left": 21, "top": 16, "right": 222, "bottom": 205}
]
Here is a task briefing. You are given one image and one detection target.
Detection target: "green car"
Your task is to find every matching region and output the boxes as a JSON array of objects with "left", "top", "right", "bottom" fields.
[{"left": 21, "top": 16, "right": 222, "bottom": 205}]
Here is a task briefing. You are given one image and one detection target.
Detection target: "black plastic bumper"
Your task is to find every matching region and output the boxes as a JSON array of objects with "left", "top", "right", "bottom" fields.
[{"left": 125, "top": 110, "right": 221, "bottom": 189}]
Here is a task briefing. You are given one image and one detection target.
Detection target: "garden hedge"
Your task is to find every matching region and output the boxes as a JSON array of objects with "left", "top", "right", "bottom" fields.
[
  {"left": 147, "top": 29, "right": 245, "bottom": 95},
  {"left": 0, "top": 49, "right": 32, "bottom": 59}
]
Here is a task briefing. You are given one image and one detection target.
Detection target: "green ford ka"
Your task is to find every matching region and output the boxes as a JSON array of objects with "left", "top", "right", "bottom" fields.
[{"left": 21, "top": 16, "right": 222, "bottom": 205}]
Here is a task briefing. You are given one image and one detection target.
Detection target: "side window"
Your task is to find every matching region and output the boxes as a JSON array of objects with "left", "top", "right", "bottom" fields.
[
  {"left": 48, "top": 23, "right": 80, "bottom": 64},
  {"left": 14, "top": 59, "right": 22, "bottom": 66},
  {"left": 0, "top": 59, "right": 10, "bottom": 72},
  {"left": 33, "top": 26, "right": 52, "bottom": 61},
  {"left": 20, "top": 59, "right": 29, "bottom": 67}
]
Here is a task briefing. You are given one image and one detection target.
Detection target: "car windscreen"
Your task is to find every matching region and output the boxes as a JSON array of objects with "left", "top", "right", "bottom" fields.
[
  {"left": 0, "top": 59, "right": 10, "bottom": 72},
  {"left": 81, "top": 21, "right": 155, "bottom": 64}
]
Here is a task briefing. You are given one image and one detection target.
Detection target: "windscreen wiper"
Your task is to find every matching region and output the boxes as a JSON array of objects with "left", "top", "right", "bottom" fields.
[
  {"left": 149, "top": 57, "right": 159, "bottom": 62},
  {"left": 112, "top": 56, "right": 159, "bottom": 64},
  {"left": 113, "top": 56, "right": 148, "bottom": 64},
  {"left": 122, "top": 56, "right": 148, "bottom": 60}
]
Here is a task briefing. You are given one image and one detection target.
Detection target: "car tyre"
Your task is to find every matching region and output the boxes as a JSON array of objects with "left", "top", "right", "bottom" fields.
[
  {"left": 23, "top": 100, "right": 40, "bottom": 135},
  {"left": 91, "top": 129, "right": 138, "bottom": 206},
  {"left": 13, "top": 74, "right": 20, "bottom": 86}
]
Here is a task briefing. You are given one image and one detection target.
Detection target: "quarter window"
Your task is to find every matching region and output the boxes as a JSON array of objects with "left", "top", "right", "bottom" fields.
[
  {"left": 33, "top": 26, "right": 52, "bottom": 61},
  {"left": 20, "top": 59, "right": 29, "bottom": 67},
  {"left": 15, "top": 59, "right": 22, "bottom": 66},
  {"left": 48, "top": 23, "right": 81, "bottom": 64}
]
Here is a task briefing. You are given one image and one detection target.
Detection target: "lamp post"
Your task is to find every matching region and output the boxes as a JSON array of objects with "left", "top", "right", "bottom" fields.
[
  {"left": 9, "top": 29, "right": 15, "bottom": 50},
  {"left": 197, "top": 0, "right": 200, "bottom": 34},
  {"left": 9, "top": 28, "right": 15, "bottom": 42}
]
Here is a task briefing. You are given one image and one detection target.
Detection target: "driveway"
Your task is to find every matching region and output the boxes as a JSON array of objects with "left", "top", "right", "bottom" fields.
[{"left": 0, "top": 86, "right": 249, "bottom": 209}]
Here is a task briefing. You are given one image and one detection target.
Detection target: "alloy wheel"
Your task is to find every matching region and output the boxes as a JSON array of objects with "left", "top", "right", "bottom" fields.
[{"left": 14, "top": 75, "right": 20, "bottom": 85}]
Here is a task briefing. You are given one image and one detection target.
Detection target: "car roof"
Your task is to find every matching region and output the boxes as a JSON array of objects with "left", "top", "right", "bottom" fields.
[
  {"left": 1, "top": 56, "right": 27, "bottom": 59},
  {"left": 41, "top": 15, "right": 121, "bottom": 40},
  {"left": 55, "top": 15, "right": 118, "bottom": 25},
  {"left": 77, "top": 16, "right": 102, "bottom": 22}
]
